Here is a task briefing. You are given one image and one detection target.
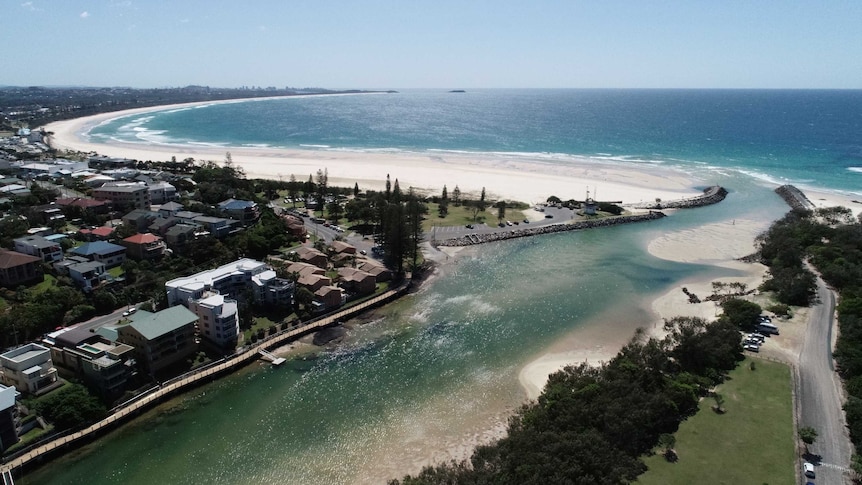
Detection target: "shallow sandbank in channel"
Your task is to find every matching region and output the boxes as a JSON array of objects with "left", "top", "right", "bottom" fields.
[{"left": 518, "top": 217, "right": 771, "bottom": 400}]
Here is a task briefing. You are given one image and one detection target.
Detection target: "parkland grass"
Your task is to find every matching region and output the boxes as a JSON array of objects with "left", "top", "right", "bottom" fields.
[{"left": 638, "top": 357, "right": 795, "bottom": 485}]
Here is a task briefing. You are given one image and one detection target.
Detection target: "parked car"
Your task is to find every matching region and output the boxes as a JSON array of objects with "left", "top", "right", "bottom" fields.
[
  {"left": 523, "top": 219, "right": 530, "bottom": 224},
  {"left": 743, "top": 343, "right": 759, "bottom": 353},
  {"left": 465, "top": 224, "right": 474, "bottom": 229},
  {"left": 803, "top": 461, "right": 815, "bottom": 478},
  {"left": 545, "top": 214, "right": 554, "bottom": 219}
]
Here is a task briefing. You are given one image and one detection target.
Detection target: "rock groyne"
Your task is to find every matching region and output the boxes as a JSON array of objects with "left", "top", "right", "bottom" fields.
[
  {"left": 437, "top": 212, "right": 667, "bottom": 246},
  {"left": 630, "top": 185, "right": 728, "bottom": 210},
  {"left": 774, "top": 184, "right": 815, "bottom": 211}
]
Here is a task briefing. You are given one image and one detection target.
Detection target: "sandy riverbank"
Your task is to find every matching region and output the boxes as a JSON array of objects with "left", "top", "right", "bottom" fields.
[
  {"left": 518, "top": 216, "right": 771, "bottom": 400},
  {"left": 44, "top": 100, "right": 701, "bottom": 205}
]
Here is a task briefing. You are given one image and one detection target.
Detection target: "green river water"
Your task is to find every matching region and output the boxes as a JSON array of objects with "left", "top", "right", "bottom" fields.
[{"left": 22, "top": 176, "right": 787, "bottom": 484}]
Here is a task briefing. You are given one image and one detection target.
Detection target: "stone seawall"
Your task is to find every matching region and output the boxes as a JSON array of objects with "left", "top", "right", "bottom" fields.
[
  {"left": 774, "top": 184, "right": 815, "bottom": 211},
  {"left": 630, "top": 185, "right": 729, "bottom": 210},
  {"left": 437, "top": 212, "right": 667, "bottom": 247}
]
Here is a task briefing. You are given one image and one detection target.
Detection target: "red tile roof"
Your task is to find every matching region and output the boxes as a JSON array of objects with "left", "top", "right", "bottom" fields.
[{"left": 123, "top": 233, "right": 162, "bottom": 244}]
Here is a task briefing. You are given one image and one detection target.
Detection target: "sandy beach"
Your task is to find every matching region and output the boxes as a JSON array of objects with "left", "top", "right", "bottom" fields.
[{"left": 43, "top": 99, "right": 702, "bottom": 205}]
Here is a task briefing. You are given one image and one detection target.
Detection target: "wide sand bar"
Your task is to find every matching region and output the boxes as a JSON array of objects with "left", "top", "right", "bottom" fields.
[{"left": 44, "top": 97, "right": 702, "bottom": 205}]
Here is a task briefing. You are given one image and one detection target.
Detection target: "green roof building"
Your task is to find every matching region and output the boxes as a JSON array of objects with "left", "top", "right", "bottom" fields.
[{"left": 117, "top": 306, "right": 197, "bottom": 377}]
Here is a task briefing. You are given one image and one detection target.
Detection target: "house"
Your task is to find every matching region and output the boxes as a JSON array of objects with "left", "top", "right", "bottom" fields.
[
  {"left": 188, "top": 292, "right": 239, "bottom": 349},
  {"left": 92, "top": 182, "right": 150, "bottom": 210},
  {"left": 296, "top": 246, "right": 328, "bottom": 269},
  {"left": 148, "top": 216, "right": 180, "bottom": 236},
  {"left": 358, "top": 260, "right": 393, "bottom": 283},
  {"left": 121, "top": 233, "right": 166, "bottom": 261},
  {"left": 164, "top": 223, "right": 199, "bottom": 251},
  {"left": 147, "top": 181, "right": 177, "bottom": 205},
  {"left": 158, "top": 201, "right": 184, "bottom": 218},
  {"left": 0, "top": 343, "right": 59, "bottom": 395},
  {"left": 330, "top": 241, "right": 356, "bottom": 255},
  {"left": 314, "top": 286, "right": 344, "bottom": 312},
  {"left": 67, "top": 260, "right": 108, "bottom": 291},
  {"left": 286, "top": 261, "right": 325, "bottom": 278},
  {"left": 337, "top": 267, "right": 376, "bottom": 296},
  {"left": 122, "top": 209, "right": 159, "bottom": 233},
  {"left": 282, "top": 214, "right": 306, "bottom": 237},
  {"left": 193, "top": 216, "right": 238, "bottom": 239},
  {"left": 0, "top": 250, "right": 43, "bottom": 288},
  {"left": 14, "top": 235, "right": 63, "bottom": 263},
  {"left": 165, "top": 258, "right": 290, "bottom": 307},
  {"left": 218, "top": 198, "right": 259, "bottom": 224},
  {"left": 297, "top": 273, "right": 331, "bottom": 293},
  {"left": 174, "top": 210, "right": 205, "bottom": 225},
  {"left": 54, "top": 197, "right": 110, "bottom": 215},
  {"left": 117, "top": 306, "right": 198, "bottom": 376},
  {"left": 69, "top": 241, "right": 126, "bottom": 268},
  {"left": 78, "top": 226, "right": 115, "bottom": 241},
  {"left": 0, "top": 385, "right": 19, "bottom": 452}
]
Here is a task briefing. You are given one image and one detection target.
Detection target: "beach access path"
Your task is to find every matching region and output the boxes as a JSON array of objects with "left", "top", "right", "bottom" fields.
[{"left": 0, "top": 279, "right": 411, "bottom": 477}]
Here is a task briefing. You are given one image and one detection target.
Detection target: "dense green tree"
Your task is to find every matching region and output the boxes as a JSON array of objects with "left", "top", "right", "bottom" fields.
[
  {"left": 33, "top": 383, "right": 106, "bottom": 430},
  {"left": 719, "top": 298, "right": 762, "bottom": 330}
]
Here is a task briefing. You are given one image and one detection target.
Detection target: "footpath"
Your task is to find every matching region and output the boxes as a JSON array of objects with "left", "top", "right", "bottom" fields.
[{"left": 0, "top": 279, "right": 411, "bottom": 476}]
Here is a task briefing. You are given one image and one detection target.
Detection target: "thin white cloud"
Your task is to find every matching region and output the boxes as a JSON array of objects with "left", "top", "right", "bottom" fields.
[
  {"left": 80, "top": 11, "right": 90, "bottom": 19},
  {"left": 21, "top": 1, "right": 38, "bottom": 11},
  {"left": 258, "top": 25, "right": 267, "bottom": 32}
]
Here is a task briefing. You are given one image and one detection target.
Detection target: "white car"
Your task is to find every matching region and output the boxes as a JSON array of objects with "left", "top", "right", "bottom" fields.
[
  {"left": 122, "top": 307, "right": 137, "bottom": 317},
  {"left": 803, "top": 461, "right": 815, "bottom": 478}
]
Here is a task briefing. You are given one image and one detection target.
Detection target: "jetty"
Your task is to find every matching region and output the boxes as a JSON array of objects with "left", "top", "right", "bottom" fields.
[
  {"left": 258, "top": 349, "right": 286, "bottom": 366},
  {"left": 0, "top": 279, "right": 412, "bottom": 478}
]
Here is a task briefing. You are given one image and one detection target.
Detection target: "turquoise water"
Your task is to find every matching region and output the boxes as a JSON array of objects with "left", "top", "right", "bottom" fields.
[
  {"left": 26, "top": 91, "right": 852, "bottom": 483},
  {"left": 22, "top": 174, "right": 789, "bottom": 484},
  {"left": 89, "top": 89, "right": 862, "bottom": 195}
]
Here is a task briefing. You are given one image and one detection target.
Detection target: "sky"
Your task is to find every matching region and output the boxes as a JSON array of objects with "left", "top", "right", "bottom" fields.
[{"left": 4, "top": 0, "right": 862, "bottom": 89}]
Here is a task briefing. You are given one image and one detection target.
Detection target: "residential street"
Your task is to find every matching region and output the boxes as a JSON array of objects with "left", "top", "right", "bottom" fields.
[{"left": 798, "top": 276, "right": 853, "bottom": 483}]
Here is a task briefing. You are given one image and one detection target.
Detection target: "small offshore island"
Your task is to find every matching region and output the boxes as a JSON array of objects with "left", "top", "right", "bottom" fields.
[{"left": 0, "top": 89, "right": 860, "bottom": 484}]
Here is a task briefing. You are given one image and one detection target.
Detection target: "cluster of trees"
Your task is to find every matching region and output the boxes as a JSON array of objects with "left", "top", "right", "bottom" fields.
[
  {"left": 29, "top": 383, "right": 106, "bottom": 431},
  {"left": 390, "top": 316, "right": 743, "bottom": 484},
  {"left": 755, "top": 209, "right": 822, "bottom": 305},
  {"left": 755, "top": 206, "right": 862, "bottom": 466}
]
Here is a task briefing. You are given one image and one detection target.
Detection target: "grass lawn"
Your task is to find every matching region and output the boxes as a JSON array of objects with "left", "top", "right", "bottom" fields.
[
  {"left": 107, "top": 266, "right": 124, "bottom": 278},
  {"left": 32, "top": 274, "right": 57, "bottom": 294},
  {"left": 638, "top": 357, "right": 795, "bottom": 485},
  {"left": 423, "top": 202, "right": 526, "bottom": 230}
]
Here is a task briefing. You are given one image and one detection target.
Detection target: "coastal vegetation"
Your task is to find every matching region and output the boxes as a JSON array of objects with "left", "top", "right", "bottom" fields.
[
  {"left": 389, "top": 316, "right": 743, "bottom": 485},
  {"left": 754, "top": 206, "right": 862, "bottom": 472}
]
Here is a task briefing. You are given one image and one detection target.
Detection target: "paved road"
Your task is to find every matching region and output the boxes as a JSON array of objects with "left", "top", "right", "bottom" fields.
[{"left": 797, "top": 276, "right": 853, "bottom": 483}]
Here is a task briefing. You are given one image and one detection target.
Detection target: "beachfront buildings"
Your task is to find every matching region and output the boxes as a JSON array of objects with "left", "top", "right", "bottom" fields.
[
  {"left": 0, "top": 344, "right": 59, "bottom": 395},
  {"left": 0, "top": 385, "right": 19, "bottom": 452},
  {"left": 46, "top": 327, "right": 135, "bottom": 399},
  {"left": 165, "top": 258, "right": 294, "bottom": 308},
  {"left": 188, "top": 292, "right": 239, "bottom": 349},
  {"left": 116, "top": 306, "right": 198, "bottom": 377},
  {"left": 0, "top": 250, "right": 43, "bottom": 288}
]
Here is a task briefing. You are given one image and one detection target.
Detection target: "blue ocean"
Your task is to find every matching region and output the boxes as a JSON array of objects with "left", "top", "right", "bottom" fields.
[
  {"left": 25, "top": 90, "right": 861, "bottom": 485},
  {"left": 89, "top": 89, "right": 862, "bottom": 195}
]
